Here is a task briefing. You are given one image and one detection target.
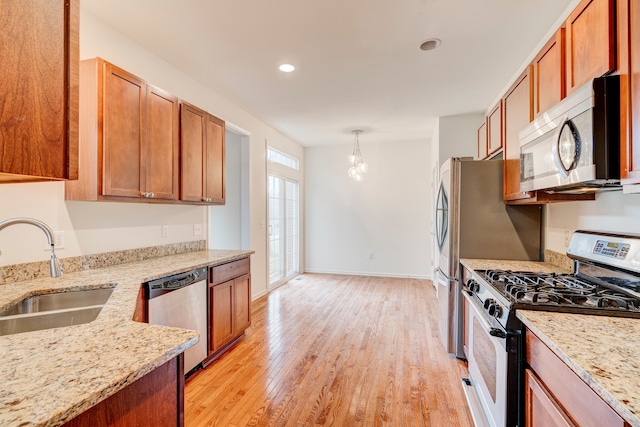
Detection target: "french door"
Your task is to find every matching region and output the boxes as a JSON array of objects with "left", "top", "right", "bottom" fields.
[{"left": 268, "top": 174, "right": 299, "bottom": 286}]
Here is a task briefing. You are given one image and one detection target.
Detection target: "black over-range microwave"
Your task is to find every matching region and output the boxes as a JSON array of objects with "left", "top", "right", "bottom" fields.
[{"left": 519, "top": 75, "right": 620, "bottom": 194}]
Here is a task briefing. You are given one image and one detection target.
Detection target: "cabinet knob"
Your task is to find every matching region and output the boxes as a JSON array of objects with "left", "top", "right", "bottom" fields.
[{"left": 142, "top": 192, "right": 155, "bottom": 198}]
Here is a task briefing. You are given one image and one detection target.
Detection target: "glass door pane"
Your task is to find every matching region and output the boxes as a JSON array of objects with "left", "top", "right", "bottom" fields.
[{"left": 268, "top": 175, "right": 299, "bottom": 286}]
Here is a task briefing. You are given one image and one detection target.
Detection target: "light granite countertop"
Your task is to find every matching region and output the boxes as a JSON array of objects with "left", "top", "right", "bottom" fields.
[
  {"left": 0, "top": 249, "right": 253, "bottom": 427},
  {"left": 461, "top": 257, "right": 640, "bottom": 427}
]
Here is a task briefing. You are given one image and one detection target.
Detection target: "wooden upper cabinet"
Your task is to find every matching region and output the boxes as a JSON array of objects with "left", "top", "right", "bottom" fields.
[
  {"left": 487, "top": 102, "right": 503, "bottom": 157},
  {"left": 565, "top": 0, "right": 616, "bottom": 94},
  {"left": 145, "top": 85, "right": 179, "bottom": 200},
  {"left": 102, "top": 65, "right": 145, "bottom": 198},
  {"left": 503, "top": 68, "right": 533, "bottom": 202},
  {"left": 619, "top": 0, "right": 640, "bottom": 187},
  {"left": 0, "top": 0, "right": 79, "bottom": 182},
  {"left": 180, "top": 102, "right": 225, "bottom": 204},
  {"left": 205, "top": 114, "right": 225, "bottom": 204},
  {"left": 66, "top": 58, "right": 179, "bottom": 202},
  {"left": 533, "top": 28, "right": 566, "bottom": 117},
  {"left": 477, "top": 121, "right": 488, "bottom": 160}
]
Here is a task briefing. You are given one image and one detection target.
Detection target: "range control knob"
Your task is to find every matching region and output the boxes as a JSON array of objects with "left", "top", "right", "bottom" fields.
[
  {"left": 466, "top": 280, "right": 480, "bottom": 293},
  {"left": 483, "top": 298, "right": 495, "bottom": 310},
  {"left": 488, "top": 304, "right": 502, "bottom": 318}
]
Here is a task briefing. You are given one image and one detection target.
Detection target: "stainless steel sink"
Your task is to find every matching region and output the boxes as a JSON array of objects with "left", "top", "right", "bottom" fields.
[
  {"left": 0, "top": 307, "right": 104, "bottom": 336},
  {"left": 0, "top": 286, "right": 115, "bottom": 336},
  {"left": 0, "top": 287, "right": 114, "bottom": 316}
]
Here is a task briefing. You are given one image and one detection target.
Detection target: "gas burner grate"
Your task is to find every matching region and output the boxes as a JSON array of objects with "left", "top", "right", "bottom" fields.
[{"left": 477, "top": 269, "right": 640, "bottom": 313}]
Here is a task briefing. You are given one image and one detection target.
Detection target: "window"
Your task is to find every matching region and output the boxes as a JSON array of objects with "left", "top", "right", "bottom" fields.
[{"left": 267, "top": 147, "right": 299, "bottom": 170}]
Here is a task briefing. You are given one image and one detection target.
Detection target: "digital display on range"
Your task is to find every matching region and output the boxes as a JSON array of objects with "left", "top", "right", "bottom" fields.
[{"left": 593, "top": 240, "right": 630, "bottom": 259}]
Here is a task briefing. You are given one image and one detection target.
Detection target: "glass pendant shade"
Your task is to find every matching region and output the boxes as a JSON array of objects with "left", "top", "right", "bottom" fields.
[{"left": 347, "top": 130, "right": 368, "bottom": 181}]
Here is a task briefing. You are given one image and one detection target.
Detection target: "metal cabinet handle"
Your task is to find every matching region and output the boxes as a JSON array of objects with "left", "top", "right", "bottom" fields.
[{"left": 141, "top": 192, "right": 155, "bottom": 198}]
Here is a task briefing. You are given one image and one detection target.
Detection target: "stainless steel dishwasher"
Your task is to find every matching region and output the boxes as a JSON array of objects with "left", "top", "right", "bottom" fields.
[{"left": 145, "top": 267, "right": 207, "bottom": 375}]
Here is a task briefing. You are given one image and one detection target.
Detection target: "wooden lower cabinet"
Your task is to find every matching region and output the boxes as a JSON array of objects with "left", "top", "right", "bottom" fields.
[
  {"left": 63, "top": 355, "right": 184, "bottom": 427},
  {"left": 525, "top": 329, "right": 628, "bottom": 427},
  {"left": 525, "top": 369, "right": 575, "bottom": 427},
  {"left": 207, "top": 258, "right": 251, "bottom": 360},
  {"left": 210, "top": 279, "right": 235, "bottom": 351}
]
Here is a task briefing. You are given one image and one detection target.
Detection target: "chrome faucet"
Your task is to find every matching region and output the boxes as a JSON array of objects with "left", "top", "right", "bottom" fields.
[{"left": 0, "top": 217, "right": 64, "bottom": 278}]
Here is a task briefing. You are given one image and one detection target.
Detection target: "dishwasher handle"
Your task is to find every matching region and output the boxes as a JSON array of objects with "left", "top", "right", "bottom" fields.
[{"left": 145, "top": 267, "right": 207, "bottom": 299}]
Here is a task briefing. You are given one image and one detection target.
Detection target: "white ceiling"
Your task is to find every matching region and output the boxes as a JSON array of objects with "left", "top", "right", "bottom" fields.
[{"left": 81, "top": 0, "right": 573, "bottom": 147}]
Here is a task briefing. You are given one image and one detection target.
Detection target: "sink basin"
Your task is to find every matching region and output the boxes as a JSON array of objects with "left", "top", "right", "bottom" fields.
[
  {"left": 0, "top": 286, "right": 116, "bottom": 336},
  {"left": 0, "top": 307, "right": 104, "bottom": 336},
  {"left": 0, "top": 287, "right": 115, "bottom": 316}
]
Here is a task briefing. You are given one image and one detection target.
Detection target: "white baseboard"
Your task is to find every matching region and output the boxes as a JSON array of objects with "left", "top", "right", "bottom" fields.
[{"left": 303, "top": 268, "right": 430, "bottom": 280}]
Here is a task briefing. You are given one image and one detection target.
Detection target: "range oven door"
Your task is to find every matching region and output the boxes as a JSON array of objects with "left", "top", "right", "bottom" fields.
[{"left": 462, "top": 291, "right": 507, "bottom": 427}]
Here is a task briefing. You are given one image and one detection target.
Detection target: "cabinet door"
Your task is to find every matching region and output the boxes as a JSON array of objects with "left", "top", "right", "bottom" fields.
[
  {"left": 205, "top": 114, "right": 225, "bottom": 204},
  {"left": 145, "top": 85, "right": 179, "bottom": 200},
  {"left": 0, "top": 0, "right": 78, "bottom": 182},
  {"left": 565, "top": 0, "right": 615, "bottom": 94},
  {"left": 210, "top": 280, "right": 235, "bottom": 353},
  {"left": 477, "top": 121, "right": 488, "bottom": 159},
  {"left": 487, "top": 102, "right": 503, "bottom": 157},
  {"left": 619, "top": 0, "right": 640, "bottom": 185},
  {"left": 503, "top": 68, "right": 533, "bottom": 201},
  {"left": 103, "top": 64, "right": 145, "bottom": 198},
  {"left": 234, "top": 274, "right": 251, "bottom": 334},
  {"left": 180, "top": 103, "right": 206, "bottom": 202},
  {"left": 525, "top": 369, "right": 576, "bottom": 427},
  {"left": 533, "top": 29, "right": 565, "bottom": 117}
]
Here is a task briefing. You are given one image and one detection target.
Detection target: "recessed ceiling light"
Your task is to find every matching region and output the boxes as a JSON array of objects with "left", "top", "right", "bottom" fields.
[
  {"left": 420, "top": 38, "right": 441, "bottom": 51},
  {"left": 279, "top": 64, "right": 295, "bottom": 72}
]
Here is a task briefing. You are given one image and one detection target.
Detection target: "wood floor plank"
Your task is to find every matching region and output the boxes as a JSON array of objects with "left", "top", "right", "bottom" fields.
[{"left": 184, "top": 274, "right": 473, "bottom": 426}]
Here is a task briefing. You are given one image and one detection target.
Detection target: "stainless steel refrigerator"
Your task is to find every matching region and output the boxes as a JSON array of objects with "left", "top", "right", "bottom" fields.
[{"left": 434, "top": 158, "right": 541, "bottom": 358}]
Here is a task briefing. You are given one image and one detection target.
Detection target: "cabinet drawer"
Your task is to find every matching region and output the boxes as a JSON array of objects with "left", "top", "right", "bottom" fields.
[{"left": 210, "top": 258, "right": 250, "bottom": 284}]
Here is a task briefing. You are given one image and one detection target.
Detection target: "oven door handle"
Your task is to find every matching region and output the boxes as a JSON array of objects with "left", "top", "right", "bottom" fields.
[{"left": 462, "top": 290, "right": 506, "bottom": 339}]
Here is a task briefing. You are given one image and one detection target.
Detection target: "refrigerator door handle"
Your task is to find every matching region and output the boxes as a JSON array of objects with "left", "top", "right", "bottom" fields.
[
  {"left": 435, "top": 266, "right": 458, "bottom": 282},
  {"left": 435, "top": 182, "right": 449, "bottom": 250}
]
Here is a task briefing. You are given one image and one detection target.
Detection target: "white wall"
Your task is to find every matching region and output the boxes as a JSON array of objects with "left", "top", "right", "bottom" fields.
[
  {"left": 305, "top": 140, "right": 431, "bottom": 278},
  {"left": 209, "top": 131, "right": 243, "bottom": 250},
  {"left": 438, "top": 113, "right": 485, "bottom": 166},
  {"left": 546, "top": 192, "right": 640, "bottom": 252},
  {"left": 0, "top": 10, "right": 305, "bottom": 299}
]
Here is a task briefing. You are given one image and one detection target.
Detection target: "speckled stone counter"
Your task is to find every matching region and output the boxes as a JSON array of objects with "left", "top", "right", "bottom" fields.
[
  {"left": 0, "top": 249, "right": 253, "bottom": 427},
  {"left": 518, "top": 310, "right": 640, "bottom": 427},
  {"left": 459, "top": 258, "right": 572, "bottom": 274},
  {"left": 461, "top": 257, "right": 640, "bottom": 427}
]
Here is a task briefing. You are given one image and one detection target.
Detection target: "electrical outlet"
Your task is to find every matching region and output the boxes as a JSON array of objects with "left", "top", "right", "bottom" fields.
[
  {"left": 564, "top": 230, "right": 572, "bottom": 247},
  {"left": 54, "top": 231, "right": 65, "bottom": 248},
  {"left": 162, "top": 225, "right": 169, "bottom": 238},
  {"left": 44, "top": 231, "right": 65, "bottom": 250},
  {"left": 193, "top": 224, "right": 202, "bottom": 236},
  {"left": 368, "top": 252, "right": 374, "bottom": 260}
]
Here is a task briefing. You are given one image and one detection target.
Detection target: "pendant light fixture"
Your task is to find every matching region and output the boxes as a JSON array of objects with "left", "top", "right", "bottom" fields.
[{"left": 347, "top": 130, "right": 368, "bottom": 181}]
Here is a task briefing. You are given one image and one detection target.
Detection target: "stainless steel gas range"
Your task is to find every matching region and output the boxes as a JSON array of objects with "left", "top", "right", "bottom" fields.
[{"left": 460, "top": 230, "right": 640, "bottom": 427}]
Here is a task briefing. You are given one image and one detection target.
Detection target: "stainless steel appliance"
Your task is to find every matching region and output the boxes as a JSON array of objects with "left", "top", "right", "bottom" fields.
[
  {"left": 519, "top": 75, "right": 620, "bottom": 194},
  {"left": 434, "top": 158, "right": 541, "bottom": 358},
  {"left": 461, "top": 230, "right": 640, "bottom": 426},
  {"left": 145, "top": 267, "right": 208, "bottom": 375}
]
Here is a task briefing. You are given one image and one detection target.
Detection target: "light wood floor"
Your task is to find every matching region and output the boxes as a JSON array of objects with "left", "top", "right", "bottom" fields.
[{"left": 184, "top": 274, "right": 472, "bottom": 426}]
